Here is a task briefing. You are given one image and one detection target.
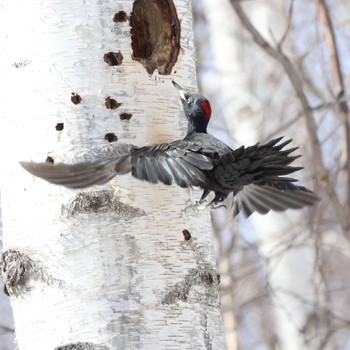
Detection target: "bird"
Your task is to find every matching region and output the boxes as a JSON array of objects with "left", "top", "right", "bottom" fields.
[{"left": 20, "top": 80, "right": 319, "bottom": 217}]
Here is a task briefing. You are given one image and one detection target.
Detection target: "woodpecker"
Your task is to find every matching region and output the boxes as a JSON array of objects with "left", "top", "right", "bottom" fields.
[{"left": 20, "top": 81, "right": 319, "bottom": 217}]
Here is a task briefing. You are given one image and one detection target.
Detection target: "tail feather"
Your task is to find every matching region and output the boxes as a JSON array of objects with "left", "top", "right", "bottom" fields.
[{"left": 233, "top": 183, "right": 319, "bottom": 217}]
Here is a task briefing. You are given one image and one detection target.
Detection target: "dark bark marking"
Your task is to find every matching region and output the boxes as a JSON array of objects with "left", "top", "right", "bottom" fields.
[
  {"left": 0, "top": 250, "right": 54, "bottom": 297},
  {"left": 55, "top": 342, "right": 109, "bottom": 350},
  {"left": 55, "top": 123, "right": 64, "bottom": 131},
  {"left": 12, "top": 59, "right": 31, "bottom": 68},
  {"left": 105, "top": 96, "right": 121, "bottom": 109},
  {"left": 182, "top": 229, "right": 191, "bottom": 240},
  {"left": 130, "top": 0, "right": 181, "bottom": 75},
  {"left": 113, "top": 11, "right": 128, "bottom": 22},
  {"left": 67, "top": 190, "right": 145, "bottom": 219},
  {"left": 104, "top": 133, "right": 118, "bottom": 142},
  {"left": 103, "top": 51, "right": 123, "bottom": 66},
  {"left": 46, "top": 156, "right": 54, "bottom": 164},
  {"left": 71, "top": 92, "right": 82, "bottom": 105},
  {"left": 162, "top": 268, "right": 220, "bottom": 305},
  {"left": 119, "top": 113, "right": 132, "bottom": 120}
]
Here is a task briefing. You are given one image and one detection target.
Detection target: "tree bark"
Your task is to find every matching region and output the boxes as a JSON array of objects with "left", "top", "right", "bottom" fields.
[{"left": 0, "top": 1, "right": 224, "bottom": 349}]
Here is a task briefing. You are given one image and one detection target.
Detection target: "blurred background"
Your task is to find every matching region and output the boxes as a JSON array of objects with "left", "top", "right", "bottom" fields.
[
  {"left": 193, "top": 0, "right": 350, "bottom": 349},
  {"left": 1, "top": 0, "right": 350, "bottom": 349}
]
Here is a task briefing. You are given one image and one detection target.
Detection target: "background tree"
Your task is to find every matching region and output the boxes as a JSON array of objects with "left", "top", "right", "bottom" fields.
[{"left": 194, "top": 0, "right": 350, "bottom": 349}]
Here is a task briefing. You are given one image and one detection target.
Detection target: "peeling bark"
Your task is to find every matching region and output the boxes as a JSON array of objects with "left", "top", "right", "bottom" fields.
[{"left": 130, "top": 0, "right": 181, "bottom": 74}]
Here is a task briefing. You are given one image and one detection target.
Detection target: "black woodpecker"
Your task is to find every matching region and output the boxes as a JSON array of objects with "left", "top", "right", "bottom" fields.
[{"left": 20, "top": 81, "right": 319, "bottom": 217}]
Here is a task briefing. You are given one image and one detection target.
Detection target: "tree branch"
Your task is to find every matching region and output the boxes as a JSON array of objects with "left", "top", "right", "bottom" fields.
[
  {"left": 230, "top": 0, "right": 350, "bottom": 235},
  {"left": 316, "top": 0, "right": 350, "bottom": 214}
]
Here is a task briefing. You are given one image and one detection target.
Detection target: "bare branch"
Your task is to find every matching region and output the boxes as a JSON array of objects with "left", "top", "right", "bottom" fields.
[
  {"left": 0, "top": 324, "right": 14, "bottom": 333},
  {"left": 230, "top": 0, "right": 350, "bottom": 235},
  {"left": 316, "top": 0, "right": 344, "bottom": 97},
  {"left": 311, "top": 94, "right": 350, "bottom": 111},
  {"left": 316, "top": 0, "right": 350, "bottom": 213},
  {"left": 275, "top": 0, "right": 295, "bottom": 49}
]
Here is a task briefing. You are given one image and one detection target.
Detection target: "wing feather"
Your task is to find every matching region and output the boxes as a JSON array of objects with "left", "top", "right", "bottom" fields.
[
  {"left": 20, "top": 158, "right": 119, "bottom": 189},
  {"left": 128, "top": 142, "right": 213, "bottom": 188},
  {"left": 233, "top": 183, "right": 319, "bottom": 217}
]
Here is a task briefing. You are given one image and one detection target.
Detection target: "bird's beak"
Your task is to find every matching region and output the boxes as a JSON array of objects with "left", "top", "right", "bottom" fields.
[{"left": 172, "top": 80, "right": 190, "bottom": 102}]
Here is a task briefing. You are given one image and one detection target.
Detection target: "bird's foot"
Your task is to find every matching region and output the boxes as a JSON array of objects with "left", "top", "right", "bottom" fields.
[
  {"left": 110, "top": 185, "right": 135, "bottom": 202},
  {"left": 182, "top": 193, "right": 227, "bottom": 215},
  {"left": 208, "top": 202, "right": 227, "bottom": 210},
  {"left": 182, "top": 200, "right": 210, "bottom": 216},
  {"left": 206, "top": 194, "right": 226, "bottom": 210},
  {"left": 182, "top": 203, "right": 199, "bottom": 216}
]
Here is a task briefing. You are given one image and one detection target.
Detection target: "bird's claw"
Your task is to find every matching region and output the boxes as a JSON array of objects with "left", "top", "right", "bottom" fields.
[
  {"left": 208, "top": 202, "right": 227, "bottom": 210},
  {"left": 182, "top": 198, "right": 226, "bottom": 215},
  {"left": 182, "top": 203, "right": 201, "bottom": 216}
]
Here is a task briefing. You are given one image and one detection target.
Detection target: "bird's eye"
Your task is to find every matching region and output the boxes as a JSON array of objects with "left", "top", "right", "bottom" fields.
[{"left": 187, "top": 97, "right": 193, "bottom": 105}]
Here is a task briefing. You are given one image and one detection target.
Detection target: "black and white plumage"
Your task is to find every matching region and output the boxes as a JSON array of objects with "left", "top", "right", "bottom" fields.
[{"left": 20, "top": 81, "right": 319, "bottom": 217}]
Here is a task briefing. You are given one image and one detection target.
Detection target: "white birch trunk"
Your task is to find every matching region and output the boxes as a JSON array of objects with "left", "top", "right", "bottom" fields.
[
  {"left": 0, "top": 194, "right": 15, "bottom": 350},
  {"left": 0, "top": 1, "right": 224, "bottom": 349}
]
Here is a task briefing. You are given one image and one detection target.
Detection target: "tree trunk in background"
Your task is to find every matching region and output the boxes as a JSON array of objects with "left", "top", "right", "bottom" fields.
[
  {"left": 0, "top": 1, "right": 224, "bottom": 349},
  {"left": 200, "top": 2, "right": 248, "bottom": 349},
  {"left": 201, "top": 0, "right": 321, "bottom": 349},
  {"left": 238, "top": 2, "right": 323, "bottom": 349}
]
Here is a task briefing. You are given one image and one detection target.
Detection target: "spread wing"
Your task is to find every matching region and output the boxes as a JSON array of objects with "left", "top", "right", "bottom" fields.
[
  {"left": 129, "top": 140, "right": 213, "bottom": 188},
  {"left": 20, "top": 158, "right": 121, "bottom": 189},
  {"left": 20, "top": 140, "right": 214, "bottom": 189}
]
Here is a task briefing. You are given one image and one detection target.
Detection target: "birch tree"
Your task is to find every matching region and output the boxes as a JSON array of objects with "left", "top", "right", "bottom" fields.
[
  {"left": 196, "top": 0, "right": 350, "bottom": 349},
  {"left": 0, "top": 198, "right": 15, "bottom": 350},
  {"left": 0, "top": 1, "right": 224, "bottom": 349}
]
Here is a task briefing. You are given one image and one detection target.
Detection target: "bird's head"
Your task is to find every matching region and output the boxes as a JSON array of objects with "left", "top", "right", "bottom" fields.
[{"left": 172, "top": 80, "right": 211, "bottom": 134}]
